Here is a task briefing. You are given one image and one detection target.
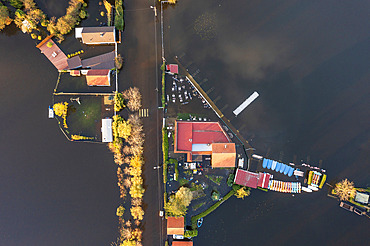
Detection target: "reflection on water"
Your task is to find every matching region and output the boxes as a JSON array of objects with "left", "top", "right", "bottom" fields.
[{"left": 165, "top": 1, "right": 370, "bottom": 245}]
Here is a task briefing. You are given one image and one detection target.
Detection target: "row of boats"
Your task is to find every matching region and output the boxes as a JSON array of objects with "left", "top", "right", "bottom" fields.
[
  {"left": 262, "top": 158, "right": 295, "bottom": 177},
  {"left": 268, "top": 180, "right": 302, "bottom": 193}
]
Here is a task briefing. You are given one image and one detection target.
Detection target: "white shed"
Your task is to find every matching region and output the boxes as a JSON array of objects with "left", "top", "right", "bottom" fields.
[{"left": 101, "top": 118, "right": 113, "bottom": 143}]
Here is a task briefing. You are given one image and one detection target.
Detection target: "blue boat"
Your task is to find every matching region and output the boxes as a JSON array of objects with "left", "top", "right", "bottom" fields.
[
  {"left": 197, "top": 218, "right": 203, "bottom": 227},
  {"left": 279, "top": 164, "right": 286, "bottom": 173},
  {"left": 262, "top": 159, "right": 267, "bottom": 168},
  {"left": 271, "top": 161, "right": 277, "bottom": 171},
  {"left": 275, "top": 162, "right": 281, "bottom": 172},
  {"left": 288, "top": 167, "right": 294, "bottom": 177},
  {"left": 283, "top": 165, "right": 290, "bottom": 175},
  {"left": 267, "top": 159, "right": 272, "bottom": 169}
]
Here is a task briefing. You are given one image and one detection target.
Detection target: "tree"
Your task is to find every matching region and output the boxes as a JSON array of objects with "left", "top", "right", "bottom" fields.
[
  {"left": 235, "top": 187, "right": 250, "bottom": 199},
  {"left": 53, "top": 102, "right": 68, "bottom": 117},
  {"left": 0, "top": 4, "right": 12, "bottom": 31},
  {"left": 115, "top": 54, "right": 124, "bottom": 69},
  {"left": 116, "top": 205, "right": 125, "bottom": 217},
  {"left": 114, "top": 92, "right": 125, "bottom": 112},
  {"left": 333, "top": 179, "right": 356, "bottom": 201},
  {"left": 130, "top": 206, "right": 144, "bottom": 220},
  {"left": 164, "top": 187, "right": 193, "bottom": 217},
  {"left": 123, "top": 87, "right": 142, "bottom": 112}
]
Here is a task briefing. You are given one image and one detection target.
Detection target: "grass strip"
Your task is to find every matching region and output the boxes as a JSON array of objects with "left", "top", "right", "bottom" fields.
[{"left": 161, "top": 61, "right": 166, "bottom": 108}]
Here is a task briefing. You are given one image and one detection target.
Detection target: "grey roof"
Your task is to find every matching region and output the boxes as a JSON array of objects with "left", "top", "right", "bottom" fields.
[
  {"left": 81, "top": 26, "right": 116, "bottom": 44},
  {"left": 355, "top": 192, "right": 369, "bottom": 204},
  {"left": 81, "top": 51, "right": 115, "bottom": 69},
  {"left": 67, "top": 56, "right": 82, "bottom": 69}
]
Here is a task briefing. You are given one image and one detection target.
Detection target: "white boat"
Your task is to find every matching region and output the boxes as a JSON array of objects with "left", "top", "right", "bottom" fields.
[
  {"left": 302, "top": 186, "right": 313, "bottom": 193},
  {"left": 48, "top": 106, "right": 54, "bottom": 118},
  {"left": 308, "top": 185, "right": 319, "bottom": 191}
]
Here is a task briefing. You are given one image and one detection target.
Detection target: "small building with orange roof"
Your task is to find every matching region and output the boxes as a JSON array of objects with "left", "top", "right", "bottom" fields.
[
  {"left": 172, "top": 241, "right": 193, "bottom": 246},
  {"left": 167, "top": 217, "right": 184, "bottom": 235},
  {"left": 85, "top": 69, "right": 111, "bottom": 86},
  {"left": 211, "top": 143, "right": 236, "bottom": 168}
]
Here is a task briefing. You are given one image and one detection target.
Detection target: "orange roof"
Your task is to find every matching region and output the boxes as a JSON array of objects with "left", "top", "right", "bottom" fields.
[
  {"left": 167, "top": 217, "right": 184, "bottom": 235},
  {"left": 172, "top": 241, "right": 193, "bottom": 246},
  {"left": 211, "top": 143, "right": 236, "bottom": 168},
  {"left": 86, "top": 70, "right": 110, "bottom": 86}
]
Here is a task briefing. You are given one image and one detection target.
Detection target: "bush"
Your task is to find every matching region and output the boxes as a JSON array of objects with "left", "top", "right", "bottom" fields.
[
  {"left": 115, "top": 54, "right": 123, "bottom": 69},
  {"left": 184, "top": 229, "right": 198, "bottom": 238},
  {"left": 79, "top": 10, "right": 87, "bottom": 19},
  {"left": 114, "top": 92, "right": 125, "bottom": 112},
  {"left": 9, "top": 0, "right": 23, "bottom": 9},
  {"left": 227, "top": 173, "right": 235, "bottom": 187},
  {"left": 114, "top": 0, "right": 124, "bottom": 31}
]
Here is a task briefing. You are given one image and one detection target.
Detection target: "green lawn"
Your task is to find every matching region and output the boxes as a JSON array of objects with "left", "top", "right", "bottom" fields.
[{"left": 67, "top": 96, "right": 101, "bottom": 136}]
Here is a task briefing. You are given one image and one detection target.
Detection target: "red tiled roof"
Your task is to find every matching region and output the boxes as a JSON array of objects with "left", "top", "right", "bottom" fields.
[
  {"left": 167, "top": 217, "right": 184, "bottom": 235},
  {"left": 211, "top": 143, "right": 236, "bottom": 168},
  {"left": 175, "top": 121, "right": 230, "bottom": 152},
  {"left": 234, "top": 169, "right": 259, "bottom": 188},
  {"left": 86, "top": 70, "right": 110, "bottom": 86},
  {"left": 172, "top": 241, "right": 193, "bottom": 246},
  {"left": 176, "top": 121, "right": 193, "bottom": 151},
  {"left": 87, "top": 69, "right": 110, "bottom": 76},
  {"left": 257, "top": 173, "right": 271, "bottom": 189},
  {"left": 166, "top": 64, "right": 178, "bottom": 74}
]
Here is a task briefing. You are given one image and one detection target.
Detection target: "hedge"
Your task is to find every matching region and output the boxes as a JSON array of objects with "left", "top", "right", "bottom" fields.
[{"left": 191, "top": 189, "right": 236, "bottom": 229}]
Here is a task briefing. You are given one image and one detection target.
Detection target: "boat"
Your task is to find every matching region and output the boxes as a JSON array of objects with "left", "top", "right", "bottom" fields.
[
  {"left": 271, "top": 161, "right": 277, "bottom": 171},
  {"left": 308, "top": 185, "right": 318, "bottom": 191},
  {"left": 197, "top": 217, "right": 203, "bottom": 227},
  {"left": 302, "top": 186, "right": 313, "bottom": 193},
  {"left": 339, "top": 202, "right": 354, "bottom": 212},
  {"left": 288, "top": 167, "right": 294, "bottom": 177},
  {"left": 262, "top": 159, "right": 267, "bottom": 168},
  {"left": 275, "top": 162, "right": 281, "bottom": 172},
  {"left": 48, "top": 106, "right": 54, "bottom": 118},
  {"left": 283, "top": 165, "right": 290, "bottom": 175},
  {"left": 267, "top": 159, "right": 272, "bottom": 169},
  {"left": 279, "top": 163, "right": 285, "bottom": 173}
]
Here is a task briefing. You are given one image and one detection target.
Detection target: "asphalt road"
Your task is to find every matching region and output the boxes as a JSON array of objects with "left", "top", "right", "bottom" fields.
[{"left": 118, "top": 0, "right": 165, "bottom": 245}]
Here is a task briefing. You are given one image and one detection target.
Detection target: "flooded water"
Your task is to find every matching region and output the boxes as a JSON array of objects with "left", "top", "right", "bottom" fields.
[
  {"left": 163, "top": 1, "right": 370, "bottom": 245},
  {"left": 1, "top": 0, "right": 369, "bottom": 246}
]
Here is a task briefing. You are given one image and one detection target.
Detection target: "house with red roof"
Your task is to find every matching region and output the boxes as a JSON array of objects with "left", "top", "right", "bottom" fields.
[
  {"left": 174, "top": 121, "right": 236, "bottom": 167},
  {"left": 167, "top": 217, "right": 184, "bottom": 235},
  {"left": 85, "top": 69, "right": 111, "bottom": 86},
  {"left": 234, "top": 169, "right": 271, "bottom": 189}
]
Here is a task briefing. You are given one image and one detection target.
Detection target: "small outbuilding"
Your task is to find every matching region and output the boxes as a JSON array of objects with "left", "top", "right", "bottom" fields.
[
  {"left": 167, "top": 217, "right": 184, "bottom": 235},
  {"left": 166, "top": 64, "right": 179, "bottom": 74},
  {"left": 86, "top": 69, "right": 111, "bottom": 86},
  {"left": 172, "top": 241, "right": 193, "bottom": 246},
  {"left": 101, "top": 118, "right": 113, "bottom": 143}
]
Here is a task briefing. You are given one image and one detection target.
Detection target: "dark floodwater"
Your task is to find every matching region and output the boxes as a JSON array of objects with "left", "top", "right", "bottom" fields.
[
  {"left": 163, "top": 1, "right": 370, "bottom": 246},
  {"left": 1, "top": 1, "right": 369, "bottom": 246}
]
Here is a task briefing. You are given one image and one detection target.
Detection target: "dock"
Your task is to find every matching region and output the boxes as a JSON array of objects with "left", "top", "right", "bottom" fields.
[
  {"left": 233, "top": 91, "right": 259, "bottom": 116},
  {"left": 174, "top": 56, "right": 254, "bottom": 155}
]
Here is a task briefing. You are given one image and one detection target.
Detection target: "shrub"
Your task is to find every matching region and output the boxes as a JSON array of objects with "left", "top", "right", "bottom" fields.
[
  {"left": 184, "top": 229, "right": 198, "bottom": 238},
  {"left": 115, "top": 54, "right": 123, "bottom": 69},
  {"left": 0, "top": 5, "right": 12, "bottom": 31},
  {"left": 114, "top": 0, "right": 124, "bottom": 30},
  {"left": 227, "top": 173, "right": 235, "bottom": 187}
]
